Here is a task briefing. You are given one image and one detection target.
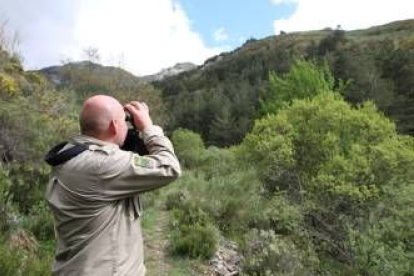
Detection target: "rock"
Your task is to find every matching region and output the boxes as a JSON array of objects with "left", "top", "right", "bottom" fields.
[
  {"left": 141, "top": 62, "right": 197, "bottom": 81},
  {"left": 208, "top": 236, "right": 242, "bottom": 276}
]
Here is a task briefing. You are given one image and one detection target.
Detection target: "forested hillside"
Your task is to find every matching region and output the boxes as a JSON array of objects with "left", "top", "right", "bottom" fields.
[
  {"left": 155, "top": 19, "right": 414, "bottom": 146},
  {"left": 0, "top": 20, "right": 413, "bottom": 276}
]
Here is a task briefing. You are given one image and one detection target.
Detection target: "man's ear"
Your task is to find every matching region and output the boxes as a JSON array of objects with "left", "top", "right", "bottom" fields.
[{"left": 109, "top": 120, "right": 117, "bottom": 135}]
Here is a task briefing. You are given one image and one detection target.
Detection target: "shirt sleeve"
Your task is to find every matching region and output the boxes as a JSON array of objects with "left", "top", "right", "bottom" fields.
[{"left": 99, "top": 125, "right": 181, "bottom": 200}]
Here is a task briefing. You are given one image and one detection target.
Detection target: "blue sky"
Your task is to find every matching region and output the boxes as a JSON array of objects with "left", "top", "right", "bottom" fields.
[
  {"left": 0, "top": 0, "right": 413, "bottom": 75},
  {"left": 178, "top": 0, "right": 296, "bottom": 48}
]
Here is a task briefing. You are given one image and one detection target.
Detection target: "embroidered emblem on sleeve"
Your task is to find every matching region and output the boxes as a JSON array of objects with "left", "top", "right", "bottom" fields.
[{"left": 133, "top": 156, "right": 154, "bottom": 168}]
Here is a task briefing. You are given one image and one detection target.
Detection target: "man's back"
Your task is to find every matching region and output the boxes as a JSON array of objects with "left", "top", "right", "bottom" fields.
[{"left": 46, "top": 126, "right": 180, "bottom": 276}]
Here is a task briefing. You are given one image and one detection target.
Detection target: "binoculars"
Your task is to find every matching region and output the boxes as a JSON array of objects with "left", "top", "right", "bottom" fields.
[{"left": 121, "top": 111, "right": 149, "bottom": 155}]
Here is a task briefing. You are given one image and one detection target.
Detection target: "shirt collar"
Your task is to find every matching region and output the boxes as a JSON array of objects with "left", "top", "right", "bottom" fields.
[{"left": 70, "top": 134, "right": 119, "bottom": 148}]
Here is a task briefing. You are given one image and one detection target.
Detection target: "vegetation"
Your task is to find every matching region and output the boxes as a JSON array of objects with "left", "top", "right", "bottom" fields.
[
  {"left": 0, "top": 25, "right": 168, "bottom": 274},
  {"left": 259, "top": 59, "right": 338, "bottom": 115},
  {"left": 163, "top": 57, "right": 413, "bottom": 275},
  {"left": 0, "top": 20, "right": 413, "bottom": 276},
  {"left": 155, "top": 19, "right": 414, "bottom": 145}
]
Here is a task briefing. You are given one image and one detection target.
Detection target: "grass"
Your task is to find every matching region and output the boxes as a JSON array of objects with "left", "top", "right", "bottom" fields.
[
  {"left": 142, "top": 189, "right": 211, "bottom": 276},
  {"left": 168, "top": 257, "right": 209, "bottom": 276},
  {"left": 141, "top": 206, "right": 158, "bottom": 231}
]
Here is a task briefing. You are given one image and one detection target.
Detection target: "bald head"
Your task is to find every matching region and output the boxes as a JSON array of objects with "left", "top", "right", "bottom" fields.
[{"left": 80, "top": 95, "right": 127, "bottom": 143}]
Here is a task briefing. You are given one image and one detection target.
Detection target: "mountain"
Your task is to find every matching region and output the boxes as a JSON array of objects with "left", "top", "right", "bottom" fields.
[
  {"left": 39, "top": 61, "right": 197, "bottom": 96},
  {"left": 38, "top": 60, "right": 169, "bottom": 126},
  {"left": 153, "top": 19, "right": 414, "bottom": 145},
  {"left": 39, "top": 61, "right": 141, "bottom": 90},
  {"left": 141, "top": 62, "right": 197, "bottom": 82},
  {"left": 37, "top": 20, "right": 414, "bottom": 146},
  {"left": 39, "top": 61, "right": 197, "bottom": 88}
]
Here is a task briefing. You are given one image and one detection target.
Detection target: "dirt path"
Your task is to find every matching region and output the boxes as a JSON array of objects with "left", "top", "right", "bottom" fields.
[
  {"left": 142, "top": 206, "right": 214, "bottom": 276},
  {"left": 143, "top": 209, "right": 172, "bottom": 276}
]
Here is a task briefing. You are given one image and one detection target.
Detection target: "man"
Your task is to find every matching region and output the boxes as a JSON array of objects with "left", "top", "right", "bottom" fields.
[{"left": 45, "top": 95, "right": 181, "bottom": 276}]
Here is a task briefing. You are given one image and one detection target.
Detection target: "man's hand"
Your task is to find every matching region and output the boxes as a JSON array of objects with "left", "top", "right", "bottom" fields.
[{"left": 124, "top": 101, "right": 153, "bottom": 131}]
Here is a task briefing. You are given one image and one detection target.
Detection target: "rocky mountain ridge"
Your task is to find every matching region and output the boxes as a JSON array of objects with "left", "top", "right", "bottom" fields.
[{"left": 141, "top": 62, "right": 197, "bottom": 82}]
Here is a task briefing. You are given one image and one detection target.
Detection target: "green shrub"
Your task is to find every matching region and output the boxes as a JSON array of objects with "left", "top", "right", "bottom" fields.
[
  {"left": 171, "top": 128, "right": 205, "bottom": 168},
  {"left": 0, "top": 73, "right": 19, "bottom": 99},
  {"left": 163, "top": 171, "right": 209, "bottom": 203},
  {"left": 344, "top": 183, "right": 414, "bottom": 276},
  {"left": 0, "top": 166, "right": 12, "bottom": 233},
  {"left": 349, "top": 226, "right": 410, "bottom": 276},
  {"left": 164, "top": 189, "right": 190, "bottom": 210},
  {"left": 0, "top": 240, "right": 22, "bottom": 276},
  {"left": 166, "top": 168, "right": 262, "bottom": 238},
  {"left": 243, "top": 229, "right": 319, "bottom": 276},
  {"left": 0, "top": 236, "right": 52, "bottom": 276},
  {"left": 23, "top": 201, "right": 55, "bottom": 241},
  {"left": 172, "top": 200, "right": 210, "bottom": 227},
  {"left": 22, "top": 256, "right": 53, "bottom": 276},
  {"left": 0, "top": 89, "right": 79, "bottom": 162},
  {"left": 168, "top": 198, "right": 218, "bottom": 259},
  {"left": 204, "top": 169, "right": 262, "bottom": 235},
  {"left": 253, "top": 193, "right": 303, "bottom": 235},
  {"left": 240, "top": 91, "right": 414, "bottom": 266},
  {"left": 241, "top": 91, "right": 414, "bottom": 206},
  {"left": 198, "top": 146, "right": 236, "bottom": 179},
  {"left": 25, "top": 72, "right": 46, "bottom": 86},
  {"left": 170, "top": 223, "right": 218, "bottom": 259},
  {"left": 260, "top": 59, "right": 336, "bottom": 116},
  {"left": 7, "top": 163, "right": 50, "bottom": 214},
  {"left": 140, "top": 190, "right": 159, "bottom": 209}
]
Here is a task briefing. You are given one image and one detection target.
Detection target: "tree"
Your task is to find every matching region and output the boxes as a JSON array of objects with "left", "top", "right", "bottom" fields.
[
  {"left": 259, "top": 59, "right": 336, "bottom": 116},
  {"left": 318, "top": 28, "right": 347, "bottom": 56},
  {"left": 171, "top": 128, "right": 205, "bottom": 169},
  {"left": 240, "top": 92, "right": 414, "bottom": 266},
  {"left": 83, "top": 46, "right": 101, "bottom": 65}
]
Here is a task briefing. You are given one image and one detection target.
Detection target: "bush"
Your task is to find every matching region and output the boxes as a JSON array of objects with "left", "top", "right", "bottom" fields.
[
  {"left": 240, "top": 91, "right": 414, "bottom": 264},
  {"left": 140, "top": 190, "right": 159, "bottom": 209},
  {"left": 0, "top": 234, "right": 52, "bottom": 276},
  {"left": 0, "top": 73, "right": 19, "bottom": 99},
  {"left": 241, "top": 92, "right": 414, "bottom": 203},
  {"left": 172, "top": 200, "right": 210, "bottom": 227},
  {"left": 0, "top": 166, "right": 12, "bottom": 233},
  {"left": 166, "top": 168, "right": 262, "bottom": 238},
  {"left": 169, "top": 199, "right": 218, "bottom": 259},
  {"left": 7, "top": 163, "right": 50, "bottom": 214},
  {"left": 0, "top": 242, "right": 22, "bottom": 276},
  {"left": 22, "top": 256, "right": 53, "bottom": 276},
  {"left": 198, "top": 146, "right": 237, "bottom": 179},
  {"left": 344, "top": 183, "right": 414, "bottom": 276},
  {"left": 170, "top": 223, "right": 218, "bottom": 259},
  {"left": 349, "top": 226, "right": 410, "bottom": 276},
  {"left": 171, "top": 128, "right": 205, "bottom": 168},
  {"left": 260, "top": 59, "right": 336, "bottom": 116},
  {"left": 23, "top": 201, "right": 55, "bottom": 241},
  {"left": 253, "top": 193, "right": 303, "bottom": 235},
  {"left": 164, "top": 189, "right": 190, "bottom": 210},
  {"left": 243, "top": 229, "right": 319, "bottom": 276},
  {"left": 203, "top": 169, "right": 262, "bottom": 235},
  {"left": 0, "top": 89, "right": 79, "bottom": 162}
]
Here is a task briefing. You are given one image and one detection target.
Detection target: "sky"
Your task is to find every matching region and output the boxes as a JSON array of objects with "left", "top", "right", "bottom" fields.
[{"left": 0, "top": 0, "right": 413, "bottom": 76}]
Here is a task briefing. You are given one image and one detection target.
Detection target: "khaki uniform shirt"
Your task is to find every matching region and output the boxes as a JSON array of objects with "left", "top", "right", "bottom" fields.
[{"left": 45, "top": 125, "right": 181, "bottom": 276}]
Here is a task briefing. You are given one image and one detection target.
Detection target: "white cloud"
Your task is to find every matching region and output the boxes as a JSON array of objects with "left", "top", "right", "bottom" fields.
[
  {"left": 0, "top": 0, "right": 81, "bottom": 67},
  {"left": 273, "top": 0, "right": 414, "bottom": 34},
  {"left": 213, "top": 27, "right": 228, "bottom": 42},
  {"left": 0, "top": 0, "right": 223, "bottom": 75}
]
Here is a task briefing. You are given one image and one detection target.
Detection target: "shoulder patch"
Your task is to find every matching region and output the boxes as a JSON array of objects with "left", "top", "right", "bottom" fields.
[{"left": 133, "top": 156, "right": 155, "bottom": 168}]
